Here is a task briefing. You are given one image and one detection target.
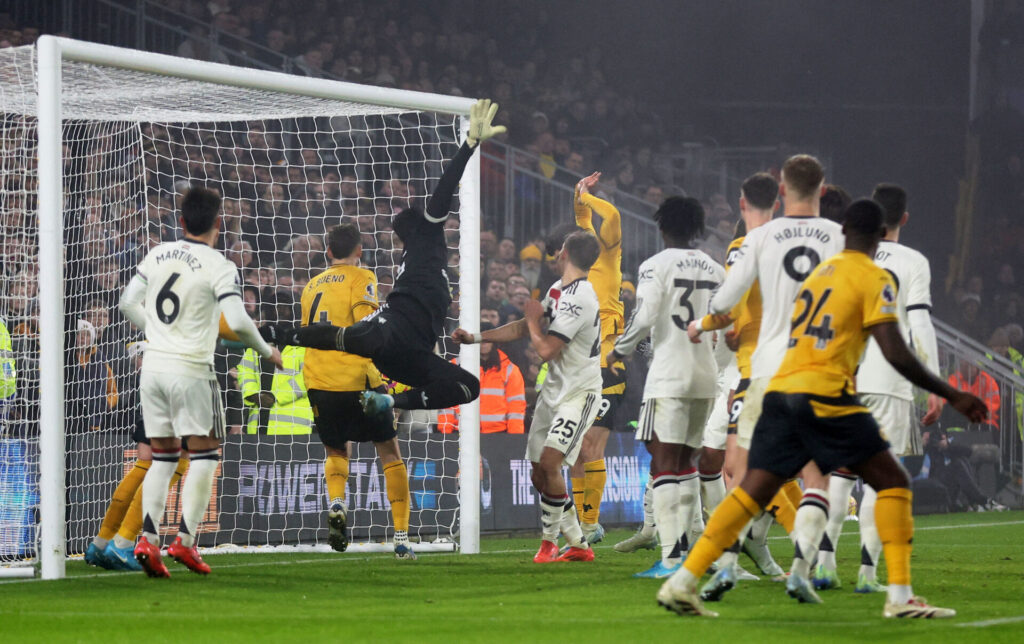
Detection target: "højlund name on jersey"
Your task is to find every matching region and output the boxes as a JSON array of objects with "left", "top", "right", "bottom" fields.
[
  {"left": 508, "top": 455, "right": 646, "bottom": 506},
  {"left": 773, "top": 226, "right": 832, "bottom": 244},
  {"left": 152, "top": 246, "right": 204, "bottom": 272}
]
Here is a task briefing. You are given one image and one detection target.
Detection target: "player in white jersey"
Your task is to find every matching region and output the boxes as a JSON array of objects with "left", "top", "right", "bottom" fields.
[
  {"left": 607, "top": 197, "right": 725, "bottom": 578},
  {"left": 813, "top": 183, "right": 942, "bottom": 594},
  {"left": 689, "top": 155, "right": 844, "bottom": 600},
  {"left": 453, "top": 231, "right": 603, "bottom": 563},
  {"left": 118, "top": 187, "right": 282, "bottom": 578}
]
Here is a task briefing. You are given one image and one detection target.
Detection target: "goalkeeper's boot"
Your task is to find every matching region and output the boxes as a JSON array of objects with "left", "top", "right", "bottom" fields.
[
  {"left": 854, "top": 573, "right": 887, "bottom": 594},
  {"left": 883, "top": 596, "right": 956, "bottom": 619},
  {"left": 361, "top": 390, "right": 394, "bottom": 417},
  {"left": 634, "top": 560, "right": 681, "bottom": 579},
  {"left": 699, "top": 564, "right": 737, "bottom": 602},
  {"left": 394, "top": 543, "right": 418, "bottom": 561},
  {"left": 555, "top": 546, "right": 594, "bottom": 562},
  {"left": 103, "top": 541, "right": 142, "bottom": 571},
  {"left": 533, "top": 540, "right": 560, "bottom": 563},
  {"left": 134, "top": 536, "right": 170, "bottom": 578},
  {"left": 657, "top": 581, "right": 719, "bottom": 618},
  {"left": 85, "top": 542, "right": 115, "bottom": 570},
  {"left": 614, "top": 529, "right": 658, "bottom": 553},
  {"left": 582, "top": 522, "right": 605, "bottom": 544},
  {"left": 167, "top": 537, "right": 211, "bottom": 575},
  {"left": 327, "top": 504, "right": 349, "bottom": 553},
  {"left": 812, "top": 564, "right": 841, "bottom": 590},
  {"left": 742, "top": 538, "right": 784, "bottom": 578},
  {"left": 785, "top": 573, "right": 823, "bottom": 604}
]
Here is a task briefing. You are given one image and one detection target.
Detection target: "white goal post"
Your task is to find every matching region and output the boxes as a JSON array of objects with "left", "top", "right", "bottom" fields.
[{"left": 23, "top": 36, "right": 482, "bottom": 580}]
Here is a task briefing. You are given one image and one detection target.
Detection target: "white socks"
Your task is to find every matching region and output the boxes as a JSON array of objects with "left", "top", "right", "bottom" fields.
[
  {"left": 819, "top": 475, "right": 856, "bottom": 571},
  {"left": 791, "top": 488, "right": 829, "bottom": 579},
  {"left": 177, "top": 451, "right": 219, "bottom": 548},
  {"left": 539, "top": 494, "right": 565, "bottom": 543},
  {"left": 858, "top": 484, "right": 882, "bottom": 580},
  {"left": 640, "top": 478, "right": 656, "bottom": 537},
  {"left": 141, "top": 448, "right": 181, "bottom": 547},
  {"left": 559, "top": 500, "right": 587, "bottom": 548},
  {"left": 653, "top": 474, "right": 684, "bottom": 567},
  {"left": 699, "top": 471, "right": 726, "bottom": 514},
  {"left": 679, "top": 471, "right": 701, "bottom": 555}
]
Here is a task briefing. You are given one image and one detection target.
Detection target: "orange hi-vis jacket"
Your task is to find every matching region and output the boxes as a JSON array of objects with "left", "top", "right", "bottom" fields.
[
  {"left": 437, "top": 349, "right": 526, "bottom": 434},
  {"left": 948, "top": 370, "right": 1001, "bottom": 428}
]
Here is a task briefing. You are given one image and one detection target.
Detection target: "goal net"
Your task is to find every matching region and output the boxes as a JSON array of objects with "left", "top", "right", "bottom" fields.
[{"left": 0, "top": 39, "right": 481, "bottom": 578}]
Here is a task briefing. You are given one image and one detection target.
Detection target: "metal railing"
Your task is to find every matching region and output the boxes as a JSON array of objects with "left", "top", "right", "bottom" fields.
[{"left": 930, "top": 318, "right": 1024, "bottom": 496}]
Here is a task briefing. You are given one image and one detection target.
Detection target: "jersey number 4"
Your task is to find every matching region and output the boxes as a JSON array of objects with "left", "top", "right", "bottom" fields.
[
  {"left": 307, "top": 292, "right": 330, "bottom": 325},
  {"left": 671, "top": 279, "right": 717, "bottom": 330},
  {"left": 790, "top": 287, "right": 835, "bottom": 349}
]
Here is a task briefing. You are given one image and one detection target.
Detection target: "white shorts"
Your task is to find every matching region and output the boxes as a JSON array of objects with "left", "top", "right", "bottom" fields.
[
  {"left": 861, "top": 393, "right": 916, "bottom": 456},
  {"left": 141, "top": 370, "right": 226, "bottom": 439},
  {"left": 636, "top": 397, "right": 714, "bottom": 448},
  {"left": 703, "top": 384, "right": 730, "bottom": 450},
  {"left": 736, "top": 376, "right": 770, "bottom": 450},
  {"left": 527, "top": 390, "right": 601, "bottom": 465}
]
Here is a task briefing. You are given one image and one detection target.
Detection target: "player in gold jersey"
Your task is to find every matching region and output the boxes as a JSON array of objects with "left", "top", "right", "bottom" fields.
[
  {"left": 658, "top": 199, "right": 987, "bottom": 619},
  {"left": 566, "top": 171, "right": 625, "bottom": 543},
  {"left": 301, "top": 223, "right": 414, "bottom": 560}
]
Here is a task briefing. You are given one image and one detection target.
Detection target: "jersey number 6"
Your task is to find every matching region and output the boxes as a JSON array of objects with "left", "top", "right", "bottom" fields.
[{"left": 156, "top": 272, "right": 181, "bottom": 324}]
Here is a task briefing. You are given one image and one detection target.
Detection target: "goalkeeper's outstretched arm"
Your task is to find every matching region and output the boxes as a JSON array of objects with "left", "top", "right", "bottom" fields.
[{"left": 425, "top": 98, "right": 506, "bottom": 223}]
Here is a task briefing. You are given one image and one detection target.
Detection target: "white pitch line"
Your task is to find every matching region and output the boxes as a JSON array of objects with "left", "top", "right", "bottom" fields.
[
  {"left": 768, "top": 518, "right": 1024, "bottom": 540},
  {"left": 956, "top": 615, "right": 1024, "bottom": 628}
]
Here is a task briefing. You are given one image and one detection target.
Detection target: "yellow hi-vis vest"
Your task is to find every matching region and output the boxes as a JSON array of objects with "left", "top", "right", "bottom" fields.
[
  {"left": 0, "top": 317, "right": 15, "bottom": 400},
  {"left": 237, "top": 345, "right": 314, "bottom": 434}
]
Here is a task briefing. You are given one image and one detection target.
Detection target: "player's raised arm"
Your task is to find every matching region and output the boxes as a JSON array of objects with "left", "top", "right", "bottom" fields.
[
  {"left": 871, "top": 321, "right": 986, "bottom": 423},
  {"left": 576, "top": 172, "right": 622, "bottom": 250},
  {"left": 424, "top": 98, "right": 506, "bottom": 223},
  {"left": 452, "top": 318, "right": 527, "bottom": 345}
]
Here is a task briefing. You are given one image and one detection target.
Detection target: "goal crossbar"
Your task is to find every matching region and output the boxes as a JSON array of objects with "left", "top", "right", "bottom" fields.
[{"left": 31, "top": 36, "right": 482, "bottom": 580}]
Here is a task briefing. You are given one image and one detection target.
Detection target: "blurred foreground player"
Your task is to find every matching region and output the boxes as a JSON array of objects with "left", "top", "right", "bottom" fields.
[
  {"left": 301, "top": 223, "right": 415, "bottom": 559},
  {"left": 119, "top": 187, "right": 283, "bottom": 577},
  {"left": 261, "top": 99, "right": 508, "bottom": 414},
  {"left": 453, "top": 231, "right": 603, "bottom": 563},
  {"left": 657, "top": 199, "right": 987, "bottom": 618}
]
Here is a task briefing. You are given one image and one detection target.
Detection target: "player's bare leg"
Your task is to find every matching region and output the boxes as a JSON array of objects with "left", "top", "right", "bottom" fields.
[
  {"left": 570, "top": 424, "right": 610, "bottom": 543},
  {"left": 790, "top": 461, "right": 829, "bottom": 585},
  {"left": 375, "top": 438, "right": 415, "bottom": 560},
  {"left": 532, "top": 448, "right": 592, "bottom": 563},
  {"left": 166, "top": 434, "right": 218, "bottom": 575},
  {"left": 849, "top": 450, "right": 955, "bottom": 617}
]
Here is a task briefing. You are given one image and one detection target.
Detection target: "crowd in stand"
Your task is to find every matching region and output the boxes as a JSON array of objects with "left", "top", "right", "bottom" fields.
[{"left": 0, "top": 5, "right": 1021, "bottom": 449}]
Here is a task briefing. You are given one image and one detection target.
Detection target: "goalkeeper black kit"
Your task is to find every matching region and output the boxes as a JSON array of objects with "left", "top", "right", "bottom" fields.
[{"left": 265, "top": 142, "right": 480, "bottom": 410}]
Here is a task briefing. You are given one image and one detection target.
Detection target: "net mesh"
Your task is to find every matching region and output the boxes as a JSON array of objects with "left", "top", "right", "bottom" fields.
[{"left": 0, "top": 45, "right": 466, "bottom": 565}]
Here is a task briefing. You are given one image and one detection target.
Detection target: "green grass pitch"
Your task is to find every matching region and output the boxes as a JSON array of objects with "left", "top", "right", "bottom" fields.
[{"left": 2, "top": 512, "right": 1022, "bottom": 643}]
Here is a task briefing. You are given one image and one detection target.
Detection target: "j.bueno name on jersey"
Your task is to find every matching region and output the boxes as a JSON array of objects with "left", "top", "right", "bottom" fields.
[{"left": 773, "top": 225, "right": 833, "bottom": 244}]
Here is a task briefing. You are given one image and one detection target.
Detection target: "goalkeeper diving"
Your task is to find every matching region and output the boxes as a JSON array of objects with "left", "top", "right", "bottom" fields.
[{"left": 261, "top": 99, "right": 507, "bottom": 414}]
